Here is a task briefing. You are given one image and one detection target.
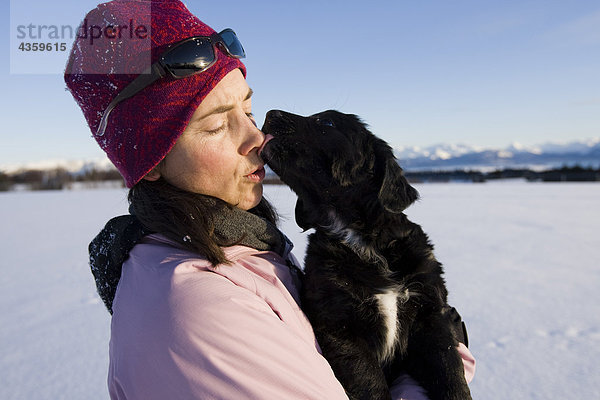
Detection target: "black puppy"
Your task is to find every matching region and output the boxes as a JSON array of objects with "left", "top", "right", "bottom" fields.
[{"left": 261, "top": 110, "right": 471, "bottom": 400}]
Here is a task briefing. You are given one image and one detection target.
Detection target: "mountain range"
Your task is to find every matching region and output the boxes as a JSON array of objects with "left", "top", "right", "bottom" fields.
[{"left": 393, "top": 138, "right": 600, "bottom": 171}]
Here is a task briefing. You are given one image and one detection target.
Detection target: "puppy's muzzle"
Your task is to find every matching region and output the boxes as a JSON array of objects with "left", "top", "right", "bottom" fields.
[{"left": 262, "top": 109, "right": 298, "bottom": 137}]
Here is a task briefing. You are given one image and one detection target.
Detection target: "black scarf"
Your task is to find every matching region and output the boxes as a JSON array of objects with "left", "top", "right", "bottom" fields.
[{"left": 89, "top": 205, "right": 292, "bottom": 314}]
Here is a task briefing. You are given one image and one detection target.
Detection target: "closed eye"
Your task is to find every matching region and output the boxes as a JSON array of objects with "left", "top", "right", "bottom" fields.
[
  {"left": 246, "top": 112, "right": 257, "bottom": 127},
  {"left": 205, "top": 123, "right": 227, "bottom": 135}
]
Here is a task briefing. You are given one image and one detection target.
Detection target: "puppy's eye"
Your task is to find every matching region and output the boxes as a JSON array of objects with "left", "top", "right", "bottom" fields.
[{"left": 316, "top": 118, "right": 335, "bottom": 128}]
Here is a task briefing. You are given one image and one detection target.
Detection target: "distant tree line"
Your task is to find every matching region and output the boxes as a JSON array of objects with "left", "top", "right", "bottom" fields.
[
  {"left": 0, "top": 167, "right": 125, "bottom": 191},
  {"left": 404, "top": 165, "right": 600, "bottom": 183},
  {"left": 1, "top": 165, "right": 598, "bottom": 192}
]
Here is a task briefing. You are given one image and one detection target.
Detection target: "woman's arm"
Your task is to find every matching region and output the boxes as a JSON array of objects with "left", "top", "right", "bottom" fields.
[{"left": 109, "top": 268, "right": 349, "bottom": 400}]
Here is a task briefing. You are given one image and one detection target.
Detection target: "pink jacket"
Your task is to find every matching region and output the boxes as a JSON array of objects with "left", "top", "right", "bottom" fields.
[{"left": 109, "top": 234, "right": 475, "bottom": 399}]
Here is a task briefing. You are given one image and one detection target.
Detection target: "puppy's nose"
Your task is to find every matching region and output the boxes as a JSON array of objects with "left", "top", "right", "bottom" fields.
[
  {"left": 263, "top": 110, "right": 285, "bottom": 134},
  {"left": 262, "top": 109, "right": 294, "bottom": 137}
]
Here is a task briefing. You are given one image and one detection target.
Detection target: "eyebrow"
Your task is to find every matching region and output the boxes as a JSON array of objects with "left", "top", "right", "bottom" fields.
[{"left": 194, "top": 88, "right": 254, "bottom": 122}]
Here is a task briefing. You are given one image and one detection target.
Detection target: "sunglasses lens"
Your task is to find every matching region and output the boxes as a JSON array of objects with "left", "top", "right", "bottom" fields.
[
  {"left": 219, "top": 29, "right": 245, "bottom": 58},
  {"left": 162, "top": 38, "right": 216, "bottom": 78}
]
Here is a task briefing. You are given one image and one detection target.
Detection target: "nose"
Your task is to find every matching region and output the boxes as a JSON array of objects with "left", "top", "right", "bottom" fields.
[
  {"left": 258, "top": 134, "right": 273, "bottom": 156},
  {"left": 239, "top": 112, "right": 265, "bottom": 156}
]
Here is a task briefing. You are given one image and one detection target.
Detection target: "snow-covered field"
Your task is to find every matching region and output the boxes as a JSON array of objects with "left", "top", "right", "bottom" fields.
[{"left": 1, "top": 181, "right": 599, "bottom": 399}]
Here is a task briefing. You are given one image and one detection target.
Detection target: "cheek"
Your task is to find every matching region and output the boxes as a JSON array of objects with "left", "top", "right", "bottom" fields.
[
  {"left": 195, "top": 151, "right": 224, "bottom": 173},
  {"left": 186, "top": 147, "right": 234, "bottom": 188},
  {"left": 188, "top": 143, "right": 245, "bottom": 197},
  {"left": 163, "top": 141, "right": 229, "bottom": 190}
]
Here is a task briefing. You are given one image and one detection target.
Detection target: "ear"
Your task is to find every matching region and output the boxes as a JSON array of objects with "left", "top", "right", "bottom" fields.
[
  {"left": 143, "top": 168, "right": 161, "bottom": 182},
  {"left": 294, "top": 198, "right": 313, "bottom": 231},
  {"left": 378, "top": 158, "right": 419, "bottom": 213}
]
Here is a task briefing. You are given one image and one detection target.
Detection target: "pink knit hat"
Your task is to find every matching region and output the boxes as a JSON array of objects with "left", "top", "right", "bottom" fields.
[{"left": 64, "top": 0, "right": 246, "bottom": 187}]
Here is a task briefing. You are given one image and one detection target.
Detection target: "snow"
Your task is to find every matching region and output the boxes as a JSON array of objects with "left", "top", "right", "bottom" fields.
[
  {"left": 403, "top": 181, "right": 600, "bottom": 399},
  {"left": 497, "top": 150, "right": 513, "bottom": 158},
  {"left": 1, "top": 182, "right": 599, "bottom": 399},
  {"left": 395, "top": 143, "right": 482, "bottom": 161}
]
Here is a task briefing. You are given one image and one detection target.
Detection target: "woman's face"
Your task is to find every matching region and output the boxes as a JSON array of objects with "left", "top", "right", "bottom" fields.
[{"left": 146, "top": 69, "right": 267, "bottom": 210}]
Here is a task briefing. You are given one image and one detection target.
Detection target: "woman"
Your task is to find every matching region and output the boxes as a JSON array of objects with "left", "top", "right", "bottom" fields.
[{"left": 65, "top": 1, "right": 474, "bottom": 399}]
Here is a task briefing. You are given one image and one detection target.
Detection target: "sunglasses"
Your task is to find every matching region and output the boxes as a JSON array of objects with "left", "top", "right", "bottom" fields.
[{"left": 96, "top": 28, "right": 245, "bottom": 137}]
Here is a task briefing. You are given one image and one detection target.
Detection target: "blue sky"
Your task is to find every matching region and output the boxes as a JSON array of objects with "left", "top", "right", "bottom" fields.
[{"left": 2, "top": 0, "right": 599, "bottom": 165}]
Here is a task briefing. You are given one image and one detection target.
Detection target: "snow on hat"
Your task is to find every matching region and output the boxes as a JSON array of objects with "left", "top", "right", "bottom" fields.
[{"left": 64, "top": 0, "right": 246, "bottom": 187}]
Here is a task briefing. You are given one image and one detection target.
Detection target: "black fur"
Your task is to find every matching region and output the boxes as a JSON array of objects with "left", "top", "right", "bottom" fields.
[{"left": 261, "top": 110, "right": 472, "bottom": 400}]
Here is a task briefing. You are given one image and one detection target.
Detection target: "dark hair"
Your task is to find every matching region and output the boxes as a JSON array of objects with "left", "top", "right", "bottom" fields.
[{"left": 128, "top": 178, "right": 278, "bottom": 266}]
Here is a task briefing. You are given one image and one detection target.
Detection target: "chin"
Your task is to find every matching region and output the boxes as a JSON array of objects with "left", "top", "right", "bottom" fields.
[{"left": 239, "top": 184, "right": 263, "bottom": 210}]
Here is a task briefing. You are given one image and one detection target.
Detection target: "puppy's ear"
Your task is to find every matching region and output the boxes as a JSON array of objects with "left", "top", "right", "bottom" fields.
[
  {"left": 294, "top": 198, "right": 313, "bottom": 231},
  {"left": 378, "top": 158, "right": 419, "bottom": 213}
]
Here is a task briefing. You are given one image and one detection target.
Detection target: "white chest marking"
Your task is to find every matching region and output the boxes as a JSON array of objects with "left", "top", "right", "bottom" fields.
[
  {"left": 322, "top": 211, "right": 385, "bottom": 265},
  {"left": 374, "top": 290, "right": 399, "bottom": 363},
  {"left": 321, "top": 211, "right": 401, "bottom": 361}
]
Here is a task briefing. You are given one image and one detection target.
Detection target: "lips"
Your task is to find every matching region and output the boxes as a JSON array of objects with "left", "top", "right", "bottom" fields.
[{"left": 245, "top": 165, "right": 266, "bottom": 182}]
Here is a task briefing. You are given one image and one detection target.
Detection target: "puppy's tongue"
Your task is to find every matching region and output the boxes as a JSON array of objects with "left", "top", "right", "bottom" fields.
[{"left": 258, "top": 134, "right": 274, "bottom": 156}]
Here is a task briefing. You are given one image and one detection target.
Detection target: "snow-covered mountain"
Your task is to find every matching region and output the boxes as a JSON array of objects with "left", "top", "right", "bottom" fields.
[{"left": 394, "top": 138, "right": 600, "bottom": 171}]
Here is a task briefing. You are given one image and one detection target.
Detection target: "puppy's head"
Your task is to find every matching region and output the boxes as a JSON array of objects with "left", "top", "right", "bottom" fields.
[{"left": 261, "top": 110, "right": 418, "bottom": 229}]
